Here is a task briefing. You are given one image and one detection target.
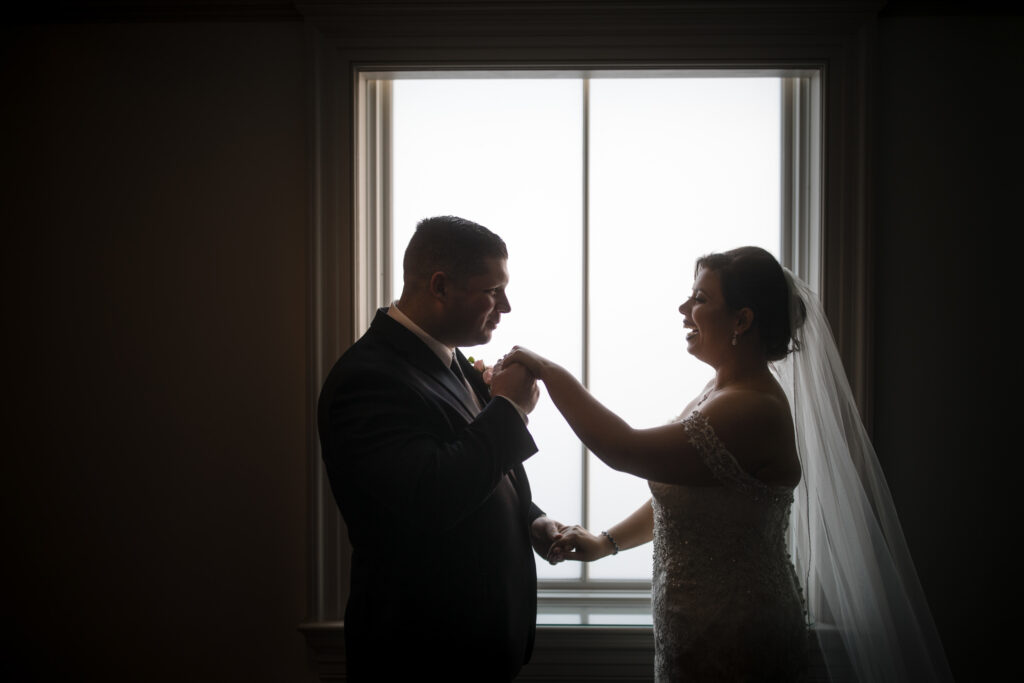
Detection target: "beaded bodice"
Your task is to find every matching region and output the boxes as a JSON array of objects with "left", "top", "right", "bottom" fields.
[{"left": 648, "top": 410, "right": 808, "bottom": 682}]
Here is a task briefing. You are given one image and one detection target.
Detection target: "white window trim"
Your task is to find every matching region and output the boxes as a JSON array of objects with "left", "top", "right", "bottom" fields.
[
  {"left": 356, "top": 69, "right": 821, "bottom": 603},
  {"left": 299, "top": 3, "right": 879, "bottom": 678}
]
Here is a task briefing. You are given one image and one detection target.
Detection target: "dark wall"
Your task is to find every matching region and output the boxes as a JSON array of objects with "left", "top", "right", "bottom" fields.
[
  {"left": 1, "top": 20, "right": 316, "bottom": 682},
  {"left": 873, "top": 8, "right": 1021, "bottom": 681},
  {"left": 2, "top": 4, "right": 1019, "bottom": 682}
]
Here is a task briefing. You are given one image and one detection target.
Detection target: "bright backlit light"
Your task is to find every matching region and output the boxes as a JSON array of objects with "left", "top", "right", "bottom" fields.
[{"left": 391, "top": 76, "right": 781, "bottom": 582}]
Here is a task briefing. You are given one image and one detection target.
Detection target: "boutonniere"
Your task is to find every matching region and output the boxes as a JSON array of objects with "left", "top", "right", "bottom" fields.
[{"left": 466, "top": 356, "right": 494, "bottom": 386}]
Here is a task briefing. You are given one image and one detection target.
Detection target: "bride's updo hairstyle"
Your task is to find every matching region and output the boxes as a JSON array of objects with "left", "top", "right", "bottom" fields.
[{"left": 695, "top": 246, "right": 805, "bottom": 361}]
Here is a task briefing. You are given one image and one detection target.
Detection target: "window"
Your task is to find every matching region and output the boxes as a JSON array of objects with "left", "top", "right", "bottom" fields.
[
  {"left": 356, "top": 70, "right": 822, "bottom": 623},
  {"left": 302, "top": 7, "right": 874, "bottom": 677}
]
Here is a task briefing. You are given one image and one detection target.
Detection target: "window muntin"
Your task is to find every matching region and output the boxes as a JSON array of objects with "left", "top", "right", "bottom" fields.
[{"left": 384, "top": 74, "right": 784, "bottom": 594}]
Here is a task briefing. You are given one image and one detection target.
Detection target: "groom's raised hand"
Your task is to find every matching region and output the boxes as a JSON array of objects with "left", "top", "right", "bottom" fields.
[{"left": 490, "top": 359, "right": 540, "bottom": 415}]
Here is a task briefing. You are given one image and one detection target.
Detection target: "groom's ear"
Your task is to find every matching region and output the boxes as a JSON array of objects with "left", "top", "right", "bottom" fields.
[{"left": 428, "top": 271, "right": 449, "bottom": 300}]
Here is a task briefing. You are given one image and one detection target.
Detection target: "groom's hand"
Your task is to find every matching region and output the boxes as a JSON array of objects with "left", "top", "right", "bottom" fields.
[
  {"left": 490, "top": 361, "right": 540, "bottom": 414},
  {"left": 545, "top": 524, "right": 612, "bottom": 563},
  {"left": 530, "top": 516, "right": 566, "bottom": 564}
]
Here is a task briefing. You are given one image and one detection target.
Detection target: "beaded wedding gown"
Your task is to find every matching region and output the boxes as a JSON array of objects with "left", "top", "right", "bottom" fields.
[{"left": 649, "top": 411, "right": 808, "bottom": 682}]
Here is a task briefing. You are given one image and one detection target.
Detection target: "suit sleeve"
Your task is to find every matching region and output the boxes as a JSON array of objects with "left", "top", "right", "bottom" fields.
[
  {"left": 322, "top": 368, "right": 538, "bottom": 534},
  {"left": 528, "top": 502, "right": 546, "bottom": 524}
]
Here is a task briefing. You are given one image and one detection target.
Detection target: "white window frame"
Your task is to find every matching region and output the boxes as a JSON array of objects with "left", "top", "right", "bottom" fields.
[
  {"left": 357, "top": 69, "right": 820, "bottom": 605},
  {"left": 299, "top": 2, "right": 878, "bottom": 677}
]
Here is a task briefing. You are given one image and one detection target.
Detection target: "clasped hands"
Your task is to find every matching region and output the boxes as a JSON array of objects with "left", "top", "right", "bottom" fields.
[
  {"left": 488, "top": 352, "right": 540, "bottom": 415},
  {"left": 488, "top": 346, "right": 547, "bottom": 411},
  {"left": 532, "top": 518, "right": 617, "bottom": 565}
]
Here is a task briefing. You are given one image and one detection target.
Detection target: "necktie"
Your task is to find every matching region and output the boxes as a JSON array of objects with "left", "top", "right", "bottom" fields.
[
  {"left": 450, "top": 353, "right": 481, "bottom": 414},
  {"left": 449, "top": 353, "right": 467, "bottom": 383}
]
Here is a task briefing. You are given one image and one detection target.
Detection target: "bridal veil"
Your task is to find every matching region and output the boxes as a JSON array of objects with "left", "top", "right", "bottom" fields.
[{"left": 774, "top": 269, "right": 953, "bottom": 683}]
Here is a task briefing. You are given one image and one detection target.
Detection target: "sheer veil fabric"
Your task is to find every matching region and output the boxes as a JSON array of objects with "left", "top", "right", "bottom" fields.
[{"left": 774, "top": 269, "right": 953, "bottom": 682}]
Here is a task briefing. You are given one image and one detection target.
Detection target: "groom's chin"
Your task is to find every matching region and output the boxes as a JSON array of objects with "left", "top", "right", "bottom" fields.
[{"left": 459, "top": 330, "right": 492, "bottom": 347}]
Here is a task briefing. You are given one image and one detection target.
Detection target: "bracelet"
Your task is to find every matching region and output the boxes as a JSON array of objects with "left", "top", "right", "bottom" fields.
[{"left": 601, "top": 530, "right": 620, "bottom": 555}]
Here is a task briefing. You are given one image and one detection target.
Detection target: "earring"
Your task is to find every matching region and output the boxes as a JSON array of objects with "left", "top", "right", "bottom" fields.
[{"left": 731, "top": 331, "right": 739, "bottom": 347}]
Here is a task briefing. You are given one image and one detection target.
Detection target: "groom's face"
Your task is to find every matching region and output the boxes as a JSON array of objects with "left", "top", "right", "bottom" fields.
[{"left": 443, "top": 257, "right": 511, "bottom": 347}]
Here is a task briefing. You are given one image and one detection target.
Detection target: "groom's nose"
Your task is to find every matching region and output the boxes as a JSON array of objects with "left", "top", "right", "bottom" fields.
[{"left": 498, "top": 291, "right": 511, "bottom": 313}]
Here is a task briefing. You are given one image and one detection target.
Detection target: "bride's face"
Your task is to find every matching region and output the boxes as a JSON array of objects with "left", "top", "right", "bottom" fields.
[{"left": 678, "top": 267, "right": 735, "bottom": 363}]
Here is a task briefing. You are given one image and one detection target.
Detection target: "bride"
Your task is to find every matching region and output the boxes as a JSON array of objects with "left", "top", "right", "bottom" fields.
[{"left": 497, "top": 246, "right": 952, "bottom": 682}]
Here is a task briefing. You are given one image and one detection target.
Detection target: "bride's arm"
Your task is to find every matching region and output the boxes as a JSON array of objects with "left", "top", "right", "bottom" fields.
[
  {"left": 500, "top": 347, "right": 713, "bottom": 485},
  {"left": 548, "top": 499, "right": 654, "bottom": 563}
]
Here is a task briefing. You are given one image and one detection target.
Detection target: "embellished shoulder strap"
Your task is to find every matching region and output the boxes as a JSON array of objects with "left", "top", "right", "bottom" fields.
[{"left": 680, "top": 410, "right": 792, "bottom": 503}]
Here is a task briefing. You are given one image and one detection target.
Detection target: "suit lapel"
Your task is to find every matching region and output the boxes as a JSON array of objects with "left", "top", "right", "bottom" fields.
[
  {"left": 368, "top": 310, "right": 479, "bottom": 420},
  {"left": 370, "top": 310, "right": 533, "bottom": 518}
]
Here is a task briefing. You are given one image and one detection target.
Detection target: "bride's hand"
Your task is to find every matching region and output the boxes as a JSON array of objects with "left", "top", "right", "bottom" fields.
[
  {"left": 545, "top": 523, "right": 613, "bottom": 564},
  {"left": 501, "top": 345, "right": 550, "bottom": 379}
]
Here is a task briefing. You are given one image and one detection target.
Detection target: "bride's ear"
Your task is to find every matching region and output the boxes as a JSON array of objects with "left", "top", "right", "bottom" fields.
[{"left": 735, "top": 307, "right": 754, "bottom": 335}]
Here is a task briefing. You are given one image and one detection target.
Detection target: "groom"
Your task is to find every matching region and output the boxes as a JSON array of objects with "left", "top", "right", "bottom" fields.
[{"left": 318, "top": 215, "right": 563, "bottom": 681}]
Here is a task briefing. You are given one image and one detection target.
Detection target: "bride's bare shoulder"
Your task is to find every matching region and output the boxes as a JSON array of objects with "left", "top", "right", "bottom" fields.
[
  {"left": 701, "top": 386, "right": 790, "bottom": 423},
  {"left": 695, "top": 389, "right": 798, "bottom": 480}
]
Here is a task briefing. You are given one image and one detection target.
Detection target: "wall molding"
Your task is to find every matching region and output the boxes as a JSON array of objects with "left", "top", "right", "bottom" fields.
[
  {"left": 301, "top": 0, "right": 880, "bottom": 675},
  {"left": 298, "top": 621, "right": 845, "bottom": 682},
  {"left": 11, "top": 1, "right": 301, "bottom": 23}
]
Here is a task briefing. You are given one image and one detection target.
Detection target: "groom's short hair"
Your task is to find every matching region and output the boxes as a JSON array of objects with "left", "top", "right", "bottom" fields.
[{"left": 403, "top": 215, "right": 508, "bottom": 284}]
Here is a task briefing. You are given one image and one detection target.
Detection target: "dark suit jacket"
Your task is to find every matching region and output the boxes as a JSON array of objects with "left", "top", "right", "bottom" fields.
[{"left": 318, "top": 309, "right": 543, "bottom": 682}]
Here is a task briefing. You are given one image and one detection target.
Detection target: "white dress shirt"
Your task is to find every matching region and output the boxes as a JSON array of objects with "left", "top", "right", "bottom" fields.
[{"left": 386, "top": 302, "right": 528, "bottom": 423}]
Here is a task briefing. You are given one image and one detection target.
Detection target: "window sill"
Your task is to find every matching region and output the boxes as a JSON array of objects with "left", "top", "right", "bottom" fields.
[
  {"left": 300, "top": 619, "right": 842, "bottom": 682},
  {"left": 299, "top": 620, "right": 656, "bottom": 682},
  {"left": 536, "top": 588, "right": 653, "bottom": 626}
]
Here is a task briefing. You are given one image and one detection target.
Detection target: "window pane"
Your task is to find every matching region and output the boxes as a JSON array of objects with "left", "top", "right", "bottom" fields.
[
  {"left": 391, "top": 79, "right": 585, "bottom": 579},
  {"left": 586, "top": 77, "right": 781, "bottom": 579},
  {"left": 389, "top": 76, "right": 783, "bottom": 584}
]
